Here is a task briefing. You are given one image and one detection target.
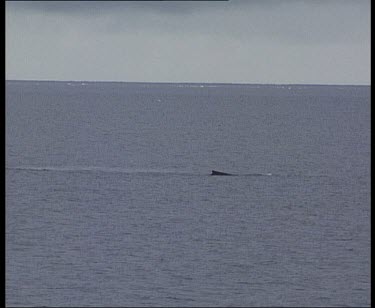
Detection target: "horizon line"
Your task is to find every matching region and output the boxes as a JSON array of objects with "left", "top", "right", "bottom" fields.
[{"left": 5, "top": 79, "right": 370, "bottom": 87}]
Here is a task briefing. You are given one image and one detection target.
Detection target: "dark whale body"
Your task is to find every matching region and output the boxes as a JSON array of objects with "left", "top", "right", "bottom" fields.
[{"left": 211, "top": 170, "right": 233, "bottom": 176}]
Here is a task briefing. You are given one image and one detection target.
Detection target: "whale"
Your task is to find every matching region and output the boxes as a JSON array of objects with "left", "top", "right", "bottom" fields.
[{"left": 211, "top": 170, "right": 233, "bottom": 176}]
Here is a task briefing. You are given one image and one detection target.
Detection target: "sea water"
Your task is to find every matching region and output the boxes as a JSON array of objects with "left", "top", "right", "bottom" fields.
[{"left": 6, "top": 81, "right": 370, "bottom": 307}]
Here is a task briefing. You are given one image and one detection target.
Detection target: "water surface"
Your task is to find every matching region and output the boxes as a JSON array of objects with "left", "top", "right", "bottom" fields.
[{"left": 6, "top": 81, "right": 371, "bottom": 307}]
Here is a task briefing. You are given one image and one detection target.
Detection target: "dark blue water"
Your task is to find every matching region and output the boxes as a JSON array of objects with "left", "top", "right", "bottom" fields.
[{"left": 6, "top": 81, "right": 370, "bottom": 307}]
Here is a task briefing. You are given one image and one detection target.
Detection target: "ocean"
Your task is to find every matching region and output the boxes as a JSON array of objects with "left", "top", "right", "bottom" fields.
[{"left": 6, "top": 81, "right": 371, "bottom": 307}]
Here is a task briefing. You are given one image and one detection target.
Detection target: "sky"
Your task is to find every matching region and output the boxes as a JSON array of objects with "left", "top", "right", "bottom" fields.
[{"left": 6, "top": 0, "right": 370, "bottom": 84}]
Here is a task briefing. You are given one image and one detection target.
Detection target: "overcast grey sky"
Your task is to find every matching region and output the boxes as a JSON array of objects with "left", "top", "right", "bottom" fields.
[{"left": 6, "top": 0, "right": 370, "bottom": 84}]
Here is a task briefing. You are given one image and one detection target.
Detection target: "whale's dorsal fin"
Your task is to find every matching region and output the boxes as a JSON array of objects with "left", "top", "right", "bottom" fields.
[{"left": 211, "top": 170, "right": 232, "bottom": 176}]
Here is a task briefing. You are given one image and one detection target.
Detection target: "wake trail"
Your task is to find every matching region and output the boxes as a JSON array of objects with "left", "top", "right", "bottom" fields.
[
  {"left": 6, "top": 166, "right": 200, "bottom": 176},
  {"left": 6, "top": 166, "right": 274, "bottom": 177}
]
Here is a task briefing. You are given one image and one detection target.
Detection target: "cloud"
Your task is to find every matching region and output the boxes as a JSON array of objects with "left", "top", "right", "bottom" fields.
[
  {"left": 5, "top": 1, "right": 226, "bottom": 15},
  {"left": 6, "top": 0, "right": 370, "bottom": 84},
  {"left": 6, "top": 0, "right": 370, "bottom": 44}
]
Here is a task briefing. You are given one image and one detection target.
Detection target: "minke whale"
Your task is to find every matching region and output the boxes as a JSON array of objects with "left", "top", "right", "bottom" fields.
[{"left": 211, "top": 170, "right": 233, "bottom": 176}]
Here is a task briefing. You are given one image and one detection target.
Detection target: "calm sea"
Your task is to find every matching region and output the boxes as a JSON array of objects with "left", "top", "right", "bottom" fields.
[{"left": 6, "top": 81, "right": 371, "bottom": 307}]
